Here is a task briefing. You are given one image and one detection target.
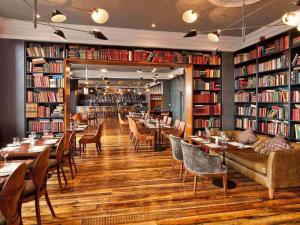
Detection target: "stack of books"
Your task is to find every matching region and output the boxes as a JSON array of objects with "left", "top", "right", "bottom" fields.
[
  {"left": 235, "top": 77, "right": 256, "bottom": 89},
  {"left": 257, "top": 35, "right": 289, "bottom": 57},
  {"left": 27, "top": 89, "right": 64, "bottom": 103},
  {"left": 234, "top": 91, "right": 256, "bottom": 102},
  {"left": 193, "top": 92, "right": 219, "bottom": 103},
  {"left": 234, "top": 49, "right": 257, "bottom": 64},
  {"left": 258, "top": 54, "right": 288, "bottom": 72},
  {"left": 292, "top": 90, "right": 300, "bottom": 102},
  {"left": 26, "top": 44, "right": 64, "bottom": 58},
  {"left": 235, "top": 118, "right": 256, "bottom": 129},
  {"left": 258, "top": 106, "right": 288, "bottom": 120},
  {"left": 194, "top": 118, "right": 220, "bottom": 129},
  {"left": 193, "top": 104, "right": 221, "bottom": 115}
]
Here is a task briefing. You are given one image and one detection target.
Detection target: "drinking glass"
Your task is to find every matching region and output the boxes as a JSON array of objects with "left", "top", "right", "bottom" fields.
[
  {"left": 13, "top": 137, "right": 19, "bottom": 145},
  {"left": 198, "top": 130, "right": 202, "bottom": 137},
  {"left": 1, "top": 150, "right": 9, "bottom": 165},
  {"left": 31, "top": 131, "right": 36, "bottom": 139}
]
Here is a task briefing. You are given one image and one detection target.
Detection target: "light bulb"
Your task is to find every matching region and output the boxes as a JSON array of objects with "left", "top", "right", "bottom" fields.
[{"left": 91, "top": 8, "right": 109, "bottom": 24}]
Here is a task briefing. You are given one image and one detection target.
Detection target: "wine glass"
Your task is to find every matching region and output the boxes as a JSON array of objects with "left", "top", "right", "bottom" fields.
[
  {"left": 205, "top": 128, "right": 211, "bottom": 143},
  {"left": 1, "top": 150, "right": 9, "bottom": 165},
  {"left": 13, "top": 137, "right": 19, "bottom": 145}
]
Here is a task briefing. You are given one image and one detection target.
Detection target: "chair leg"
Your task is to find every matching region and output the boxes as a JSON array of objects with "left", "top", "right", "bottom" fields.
[
  {"left": 223, "top": 174, "right": 228, "bottom": 193},
  {"left": 72, "top": 155, "right": 78, "bottom": 174},
  {"left": 34, "top": 194, "right": 42, "bottom": 225},
  {"left": 183, "top": 170, "right": 187, "bottom": 183},
  {"left": 193, "top": 175, "right": 197, "bottom": 195},
  {"left": 68, "top": 156, "right": 74, "bottom": 179},
  {"left": 268, "top": 187, "right": 274, "bottom": 199},
  {"left": 179, "top": 162, "right": 184, "bottom": 179},
  {"left": 172, "top": 160, "right": 175, "bottom": 170},
  {"left": 56, "top": 166, "right": 63, "bottom": 192},
  {"left": 45, "top": 189, "right": 56, "bottom": 217},
  {"left": 61, "top": 165, "right": 68, "bottom": 185}
]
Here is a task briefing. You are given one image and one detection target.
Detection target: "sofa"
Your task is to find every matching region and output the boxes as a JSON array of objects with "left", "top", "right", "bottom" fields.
[{"left": 219, "top": 130, "right": 300, "bottom": 199}]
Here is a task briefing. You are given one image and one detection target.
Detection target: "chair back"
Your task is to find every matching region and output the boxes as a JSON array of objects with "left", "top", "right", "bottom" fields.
[
  {"left": 166, "top": 117, "right": 172, "bottom": 126},
  {"left": 173, "top": 119, "right": 180, "bottom": 130},
  {"left": 162, "top": 116, "right": 168, "bottom": 124},
  {"left": 31, "top": 148, "right": 50, "bottom": 190},
  {"left": 177, "top": 121, "right": 186, "bottom": 138},
  {"left": 118, "top": 113, "right": 126, "bottom": 125},
  {"left": 169, "top": 135, "right": 183, "bottom": 161},
  {"left": 55, "top": 135, "right": 66, "bottom": 164},
  {"left": 68, "top": 130, "right": 76, "bottom": 154},
  {"left": 181, "top": 141, "right": 223, "bottom": 174},
  {"left": 95, "top": 123, "right": 103, "bottom": 140},
  {"left": 0, "top": 163, "right": 26, "bottom": 225}
]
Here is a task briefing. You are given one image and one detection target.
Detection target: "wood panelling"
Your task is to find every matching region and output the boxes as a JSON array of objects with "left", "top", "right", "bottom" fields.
[
  {"left": 184, "top": 66, "right": 193, "bottom": 137},
  {"left": 21, "top": 120, "right": 300, "bottom": 225}
]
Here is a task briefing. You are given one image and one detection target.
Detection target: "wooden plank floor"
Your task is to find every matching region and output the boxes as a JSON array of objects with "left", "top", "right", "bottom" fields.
[{"left": 22, "top": 120, "right": 300, "bottom": 225}]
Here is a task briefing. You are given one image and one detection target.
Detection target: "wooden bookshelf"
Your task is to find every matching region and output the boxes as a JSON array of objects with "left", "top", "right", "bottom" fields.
[
  {"left": 233, "top": 29, "right": 300, "bottom": 141},
  {"left": 25, "top": 42, "right": 65, "bottom": 136},
  {"left": 149, "top": 94, "right": 163, "bottom": 112}
]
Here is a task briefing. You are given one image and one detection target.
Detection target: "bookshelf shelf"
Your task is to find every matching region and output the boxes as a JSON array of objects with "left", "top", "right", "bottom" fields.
[
  {"left": 257, "top": 49, "right": 288, "bottom": 61},
  {"left": 234, "top": 73, "right": 257, "bottom": 79},
  {"left": 234, "top": 58, "right": 257, "bottom": 67}
]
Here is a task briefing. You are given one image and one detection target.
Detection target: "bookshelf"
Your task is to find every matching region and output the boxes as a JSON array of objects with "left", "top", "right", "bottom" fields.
[
  {"left": 234, "top": 29, "right": 300, "bottom": 141},
  {"left": 25, "top": 42, "right": 65, "bottom": 136},
  {"left": 149, "top": 94, "right": 163, "bottom": 111},
  {"left": 192, "top": 52, "right": 222, "bottom": 133}
]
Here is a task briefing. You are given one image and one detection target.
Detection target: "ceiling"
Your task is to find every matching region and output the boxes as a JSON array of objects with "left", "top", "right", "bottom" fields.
[
  {"left": 78, "top": 79, "right": 153, "bottom": 88},
  {"left": 0, "top": 0, "right": 297, "bottom": 36}
]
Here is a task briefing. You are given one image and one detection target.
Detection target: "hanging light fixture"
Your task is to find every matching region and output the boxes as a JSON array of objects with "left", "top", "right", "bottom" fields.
[
  {"left": 207, "top": 30, "right": 220, "bottom": 43},
  {"left": 53, "top": 29, "right": 66, "bottom": 40},
  {"left": 100, "top": 68, "right": 108, "bottom": 73},
  {"left": 51, "top": 10, "right": 66, "bottom": 23},
  {"left": 282, "top": 11, "right": 300, "bottom": 26},
  {"left": 90, "top": 29, "right": 108, "bottom": 40},
  {"left": 91, "top": 8, "right": 109, "bottom": 24},
  {"left": 182, "top": 10, "right": 198, "bottom": 23},
  {"left": 183, "top": 29, "right": 197, "bottom": 38}
]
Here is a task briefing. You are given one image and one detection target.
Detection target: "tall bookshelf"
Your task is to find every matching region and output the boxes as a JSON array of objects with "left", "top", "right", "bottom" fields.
[
  {"left": 234, "top": 29, "right": 300, "bottom": 141},
  {"left": 192, "top": 52, "right": 222, "bottom": 134},
  {"left": 25, "top": 42, "right": 65, "bottom": 137}
]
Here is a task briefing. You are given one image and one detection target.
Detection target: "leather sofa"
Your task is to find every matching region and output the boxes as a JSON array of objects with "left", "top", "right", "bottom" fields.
[{"left": 220, "top": 130, "right": 300, "bottom": 199}]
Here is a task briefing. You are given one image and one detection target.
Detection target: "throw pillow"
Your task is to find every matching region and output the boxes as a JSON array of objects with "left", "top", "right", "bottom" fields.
[
  {"left": 265, "top": 134, "right": 290, "bottom": 155},
  {"left": 253, "top": 139, "right": 268, "bottom": 155},
  {"left": 237, "top": 128, "right": 257, "bottom": 144}
]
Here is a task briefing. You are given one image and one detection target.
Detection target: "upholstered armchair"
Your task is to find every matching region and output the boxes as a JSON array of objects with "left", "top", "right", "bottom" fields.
[
  {"left": 181, "top": 141, "right": 227, "bottom": 195},
  {"left": 169, "top": 135, "right": 184, "bottom": 178}
]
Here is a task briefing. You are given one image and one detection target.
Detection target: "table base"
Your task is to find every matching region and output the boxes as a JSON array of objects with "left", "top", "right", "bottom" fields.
[{"left": 212, "top": 178, "right": 236, "bottom": 189}]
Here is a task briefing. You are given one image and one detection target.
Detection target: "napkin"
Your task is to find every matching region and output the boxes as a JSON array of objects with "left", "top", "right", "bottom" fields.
[
  {"left": 192, "top": 137, "right": 206, "bottom": 142},
  {"left": 29, "top": 145, "right": 47, "bottom": 152},
  {"left": 228, "top": 142, "right": 244, "bottom": 147},
  {"left": 0, "top": 163, "right": 21, "bottom": 176},
  {"left": 205, "top": 143, "right": 221, "bottom": 148},
  {"left": 44, "top": 139, "right": 58, "bottom": 145}
]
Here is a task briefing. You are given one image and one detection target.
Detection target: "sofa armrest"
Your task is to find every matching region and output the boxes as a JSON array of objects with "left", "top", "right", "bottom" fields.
[{"left": 267, "top": 149, "right": 300, "bottom": 189}]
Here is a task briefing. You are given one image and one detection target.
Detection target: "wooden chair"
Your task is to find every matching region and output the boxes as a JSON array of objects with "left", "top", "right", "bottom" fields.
[
  {"left": 166, "top": 117, "right": 172, "bottom": 126},
  {"left": 118, "top": 112, "right": 129, "bottom": 132},
  {"left": 0, "top": 163, "right": 26, "bottom": 225},
  {"left": 162, "top": 115, "right": 168, "bottom": 124},
  {"left": 181, "top": 141, "right": 227, "bottom": 195},
  {"left": 22, "top": 149, "right": 56, "bottom": 225},
  {"left": 48, "top": 136, "right": 67, "bottom": 192},
  {"left": 132, "top": 121, "right": 154, "bottom": 152},
  {"left": 79, "top": 123, "right": 103, "bottom": 155},
  {"left": 63, "top": 130, "right": 77, "bottom": 179},
  {"left": 162, "top": 120, "right": 185, "bottom": 142}
]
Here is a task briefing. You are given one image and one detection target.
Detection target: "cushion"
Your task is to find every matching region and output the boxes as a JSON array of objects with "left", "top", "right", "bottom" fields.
[
  {"left": 254, "top": 134, "right": 290, "bottom": 156},
  {"left": 225, "top": 149, "right": 268, "bottom": 175},
  {"left": 48, "top": 159, "right": 58, "bottom": 168},
  {"left": 23, "top": 180, "right": 36, "bottom": 198},
  {"left": 253, "top": 139, "right": 269, "bottom": 155},
  {"left": 0, "top": 211, "right": 6, "bottom": 225},
  {"left": 237, "top": 129, "right": 257, "bottom": 144}
]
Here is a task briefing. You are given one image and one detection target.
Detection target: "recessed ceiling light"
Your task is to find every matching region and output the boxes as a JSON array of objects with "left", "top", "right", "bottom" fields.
[
  {"left": 151, "top": 23, "right": 156, "bottom": 28},
  {"left": 100, "top": 68, "right": 108, "bottom": 73},
  {"left": 282, "top": 11, "right": 300, "bottom": 26},
  {"left": 51, "top": 10, "right": 66, "bottom": 23},
  {"left": 91, "top": 8, "right": 109, "bottom": 24},
  {"left": 168, "top": 74, "right": 174, "bottom": 78},
  {"left": 182, "top": 10, "right": 198, "bottom": 23},
  {"left": 53, "top": 29, "right": 66, "bottom": 40}
]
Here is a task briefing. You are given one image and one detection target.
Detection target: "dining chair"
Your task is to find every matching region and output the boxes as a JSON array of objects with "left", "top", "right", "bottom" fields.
[
  {"left": 22, "top": 148, "right": 56, "bottom": 225},
  {"left": 48, "top": 135, "right": 67, "bottom": 192},
  {"left": 132, "top": 121, "right": 154, "bottom": 152},
  {"left": 181, "top": 141, "right": 227, "bottom": 195},
  {"left": 166, "top": 117, "right": 172, "bottom": 126},
  {"left": 79, "top": 122, "right": 103, "bottom": 155},
  {"left": 0, "top": 163, "right": 26, "bottom": 225},
  {"left": 162, "top": 115, "right": 168, "bottom": 124},
  {"left": 169, "top": 135, "right": 184, "bottom": 179},
  {"left": 118, "top": 112, "right": 129, "bottom": 132},
  {"left": 63, "top": 130, "right": 77, "bottom": 179}
]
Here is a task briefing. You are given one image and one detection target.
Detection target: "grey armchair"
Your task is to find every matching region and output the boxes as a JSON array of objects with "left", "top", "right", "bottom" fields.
[
  {"left": 169, "top": 135, "right": 184, "bottom": 179},
  {"left": 181, "top": 140, "right": 227, "bottom": 195}
]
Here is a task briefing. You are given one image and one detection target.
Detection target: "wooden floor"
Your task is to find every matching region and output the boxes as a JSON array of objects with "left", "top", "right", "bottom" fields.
[{"left": 22, "top": 120, "right": 300, "bottom": 225}]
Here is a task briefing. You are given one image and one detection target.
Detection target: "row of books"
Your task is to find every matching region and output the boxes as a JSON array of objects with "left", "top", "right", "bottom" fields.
[
  {"left": 257, "top": 90, "right": 289, "bottom": 103},
  {"left": 258, "top": 72, "right": 288, "bottom": 87},
  {"left": 193, "top": 80, "right": 220, "bottom": 91},
  {"left": 235, "top": 118, "right": 256, "bottom": 130},
  {"left": 234, "top": 49, "right": 257, "bottom": 64},
  {"left": 26, "top": 103, "right": 51, "bottom": 118},
  {"left": 27, "top": 61, "right": 64, "bottom": 73},
  {"left": 257, "top": 35, "right": 289, "bottom": 57},
  {"left": 292, "top": 106, "right": 300, "bottom": 121},
  {"left": 291, "top": 69, "right": 300, "bottom": 85},
  {"left": 292, "top": 36, "right": 300, "bottom": 46},
  {"left": 28, "top": 119, "right": 64, "bottom": 133},
  {"left": 235, "top": 105, "right": 256, "bottom": 117},
  {"left": 258, "top": 121, "right": 288, "bottom": 137},
  {"left": 235, "top": 77, "right": 256, "bottom": 89},
  {"left": 234, "top": 91, "right": 256, "bottom": 102},
  {"left": 234, "top": 64, "right": 256, "bottom": 77},
  {"left": 26, "top": 74, "right": 64, "bottom": 88},
  {"left": 294, "top": 124, "right": 300, "bottom": 140},
  {"left": 194, "top": 118, "right": 220, "bottom": 129},
  {"left": 258, "top": 106, "right": 288, "bottom": 120},
  {"left": 193, "top": 92, "right": 219, "bottom": 103},
  {"left": 192, "top": 54, "right": 221, "bottom": 65},
  {"left": 258, "top": 54, "right": 288, "bottom": 72},
  {"left": 292, "top": 90, "right": 300, "bottom": 102},
  {"left": 26, "top": 44, "right": 64, "bottom": 58},
  {"left": 193, "top": 104, "right": 221, "bottom": 115},
  {"left": 193, "top": 69, "right": 221, "bottom": 78},
  {"left": 27, "top": 89, "right": 64, "bottom": 103}
]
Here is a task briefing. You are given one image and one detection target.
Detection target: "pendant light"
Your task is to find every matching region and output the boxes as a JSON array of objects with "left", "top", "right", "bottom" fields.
[
  {"left": 207, "top": 30, "right": 220, "bottom": 43},
  {"left": 51, "top": 10, "right": 66, "bottom": 23},
  {"left": 91, "top": 8, "right": 109, "bottom": 24},
  {"left": 182, "top": 10, "right": 198, "bottom": 23},
  {"left": 90, "top": 30, "right": 108, "bottom": 40},
  {"left": 53, "top": 29, "right": 66, "bottom": 40},
  {"left": 282, "top": 11, "right": 300, "bottom": 26},
  {"left": 183, "top": 29, "right": 197, "bottom": 38}
]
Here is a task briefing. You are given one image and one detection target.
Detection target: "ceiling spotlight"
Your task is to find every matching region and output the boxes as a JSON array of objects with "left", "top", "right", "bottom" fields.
[
  {"left": 168, "top": 74, "right": 174, "bottom": 78},
  {"left": 53, "top": 29, "right": 66, "bottom": 40},
  {"left": 91, "top": 29, "right": 108, "bottom": 40},
  {"left": 151, "top": 68, "right": 157, "bottom": 73},
  {"left": 100, "top": 68, "right": 108, "bottom": 73},
  {"left": 151, "top": 23, "right": 156, "bottom": 28},
  {"left": 51, "top": 10, "right": 66, "bottom": 23},
  {"left": 183, "top": 29, "right": 197, "bottom": 38},
  {"left": 182, "top": 10, "right": 198, "bottom": 23},
  {"left": 282, "top": 11, "right": 300, "bottom": 26},
  {"left": 91, "top": 8, "right": 109, "bottom": 24},
  {"left": 106, "top": 85, "right": 109, "bottom": 89},
  {"left": 208, "top": 30, "right": 220, "bottom": 43},
  {"left": 137, "top": 69, "right": 142, "bottom": 73},
  {"left": 36, "top": 13, "right": 41, "bottom": 19}
]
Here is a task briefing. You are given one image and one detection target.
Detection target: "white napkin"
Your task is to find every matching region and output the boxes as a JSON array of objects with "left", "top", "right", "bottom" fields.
[
  {"left": 228, "top": 142, "right": 244, "bottom": 147},
  {"left": 0, "top": 163, "right": 21, "bottom": 176},
  {"left": 29, "top": 145, "right": 47, "bottom": 152},
  {"left": 192, "top": 137, "right": 206, "bottom": 142},
  {"left": 44, "top": 139, "right": 58, "bottom": 145},
  {"left": 163, "top": 125, "right": 172, "bottom": 128},
  {"left": 205, "top": 143, "right": 221, "bottom": 148},
  {"left": 2, "top": 146, "right": 19, "bottom": 151}
]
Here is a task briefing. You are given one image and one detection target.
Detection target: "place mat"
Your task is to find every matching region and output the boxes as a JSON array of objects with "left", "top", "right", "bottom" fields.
[
  {"left": 228, "top": 142, "right": 244, "bottom": 147},
  {"left": 28, "top": 145, "right": 47, "bottom": 153},
  {"left": 44, "top": 139, "right": 58, "bottom": 145},
  {"left": 0, "top": 162, "right": 21, "bottom": 176},
  {"left": 238, "top": 145, "right": 253, "bottom": 149},
  {"left": 205, "top": 143, "right": 221, "bottom": 148},
  {"left": 163, "top": 125, "right": 172, "bottom": 128},
  {"left": 2, "top": 146, "right": 19, "bottom": 151}
]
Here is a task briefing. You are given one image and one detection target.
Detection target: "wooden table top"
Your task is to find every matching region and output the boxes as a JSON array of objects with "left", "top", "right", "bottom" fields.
[{"left": 1, "top": 138, "right": 59, "bottom": 158}]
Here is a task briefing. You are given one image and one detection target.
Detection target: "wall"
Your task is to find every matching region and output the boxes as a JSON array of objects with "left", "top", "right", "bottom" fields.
[
  {"left": 221, "top": 52, "right": 235, "bottom": 130},
  {"left": 162, "top": 80, "right": 171, "bottom": 110},
  {"left": 170, "top": 75, "right": 185, "bottom": 121},
  {"left": 0, "top": 39, "right": 25, "bottom": 146}
]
